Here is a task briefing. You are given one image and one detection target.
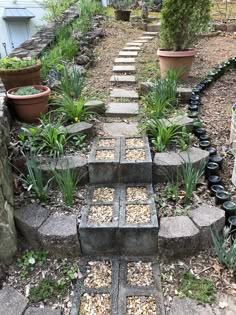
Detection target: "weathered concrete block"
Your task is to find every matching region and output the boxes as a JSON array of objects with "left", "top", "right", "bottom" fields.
[
  {"left": 38, "top": 215, "right": 81, "bottom": 257},
  {"left": 0, "top": 286, "right": 28, "bottom": 315},
  {"left": 110, "top": 88, "right": 139, "bottom": 99},
  {"left": 110, "top": 75, "right": 136, "bottom": 83},
  {"left": 120, "top": 136, "right": 152, "bottom": 183},
  {"left": 102, "top": 122, "right": 140, "bottom": 137},
  {"left": 177, "top": 87, "right": 192, "bottom": 102},
  {"left": 118, "top": 51, "right": 138, "bottom": 57},
  {"left": 153, "top": 147, "right": 209, "bottom": 183},
  {"left": 105, "top": 102, "right": 139, "bottom": 117},
  {"left": 24, "top": 307, "right": 61, "bottom": 315},
  {"left": 170, "top": 297, "right": 214, "bottom": 315},
  {"left": 122, "top": 47, "right": 141, "bottom": 51},
  {"left": 190, "top": 204, "right": 225, "bottom": 247},
  {"left": 61, "top": 121, "right": 95, "bottom": 139},
  {"left": 84, "top": 100, "right": 106, "bottom": 114},
  {"left": 158, "top": 216, "right": 200, "bottom": 259},
  {"left": 161, "top": 115, "right": 194, "bottom": 133},
  {"left": 114, "top": 58, "right": 136, "bottom": 64},
  {"left": 146, "top": 23, "right": 161, "bottom": 32},
  {"left": 139, "top": 81, "right": 154, "bottom": 95},
  {"left": 14, "top": 204, "right": 50, "bottom": 247},
  {"left": 112, "top": 65, "right": 136, "bottom": 72},
  {"left": 88, "top": 137, "right": 121, "bottom": 184}
]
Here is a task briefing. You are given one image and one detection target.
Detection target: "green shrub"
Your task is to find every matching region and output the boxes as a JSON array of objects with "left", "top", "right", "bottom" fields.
[
  {"left": 160, "top": 0, "right": 211, "bottom": 50},
  {"left": 42, "top": 0, "right": 75, "bottom": 22},
  {"left": 0, "top": 57, "right": 39, "bottom": 70},
  {"left": 12, "top": 86, "right": 43, "bottom": 96}
]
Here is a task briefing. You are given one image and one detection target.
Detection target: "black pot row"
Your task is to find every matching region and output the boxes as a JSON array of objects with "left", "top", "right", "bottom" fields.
[{"left": 187, "top": 56, "right": 236, "bottom": 228}]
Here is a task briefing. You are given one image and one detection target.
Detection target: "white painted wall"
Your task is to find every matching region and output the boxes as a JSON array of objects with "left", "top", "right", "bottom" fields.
[{"left": 0, "top": 0, "right": 46, "bottom": 57}]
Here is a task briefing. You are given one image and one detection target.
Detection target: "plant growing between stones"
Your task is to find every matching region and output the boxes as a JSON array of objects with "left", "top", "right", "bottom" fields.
[
  {"left": 77, "top": 0, "right": 103, "bottom": 33},
  {"left": 17, "top": 250, "right": 48, "bottom": 278},
  {"left": 58, "top": 66, "right": 85, "bottom": 99},
  {"left": 179, "top": 272, "right": 216, "bottom": 303}
]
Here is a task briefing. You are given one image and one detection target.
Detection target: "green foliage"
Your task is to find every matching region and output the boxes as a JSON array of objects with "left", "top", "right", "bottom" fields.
[
  {"left": 29, "top": 277, "right": 67, "bottom": 303},
  {"left": 18, "top": 250, "right": 48, "bottom": 278},
  {"left": 42, "top": 0, "right": 75, "bottom": 22},
  {"left": 19, "top": 119, "right": 68, "bottom": 158},
  {"left": 211, "top": 226, "right": 236, "bottom": 270},
  {"left": 176, "top": 127, "right": 194, "bottom": 151},
  {"left": 160, "top": 0, "right": 211, "bottom": 50},
  {"left": 52, "top": 166, "right": 79, "bottom": 206},
  {"left": 179, "top": 272, "right": 216, "bottom": 303},
  {"left": 110, "top": 0, "right": 133, "bottom": 10},
  {"left": 0, "top": 56, "right": 38, "bottom": 70},
  {"left": 58, "top": 66, "right": 85, "bottom": 99},
  {"left": 12, "top": 86, "right": 43, "bottom": 96},
  {"left": 180, "top": 159, "right": 205, "bottom": 204},
  {"left": 19, "top": 157, "right": 52, "bottom": 202},
  {"left": 54, "top": 96, "right": 95, "bottom": 124},
  {"left": 76, "top": 0, "right": 103, "bottom": 33}
]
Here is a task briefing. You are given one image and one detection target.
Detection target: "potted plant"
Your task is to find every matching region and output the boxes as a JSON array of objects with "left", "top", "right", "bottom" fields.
[
  {"left": 0, "top": 57, "right": 41, "bottom": 90},
  {"left": 157, "top": 0, "right": 211, "bottom": 80},
  {"left": 111, "top": 0, "right": 133, "bottom": 21},
  {"left": 7, "top": 85, "right": 50, "bottom": 123}
]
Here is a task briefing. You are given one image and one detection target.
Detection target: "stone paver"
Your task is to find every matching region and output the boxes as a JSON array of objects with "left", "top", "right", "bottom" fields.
[
  {"left": 112, "top": 65, "right": 136, "bottom": 73},
  {"left": 214, "top": 293, "right": 236, "bottom": 315},
  {"left": 122, "top": 47, "right": 141, "bottom": 51},
  {"left": 146, "top": 23, "right": 161, "bottom": 32},
  {"left": 38, "top": 214, "right": 81, "bottom": 257},
  {"left": 110, "top": 75, "right": 136, "bottom": 83},
  {"left": 161, "top": 115, "right": 194, "bottom": 133},
  {"left": 114, "top": 57, "right": 136, "bottom": 63},
  {"left": 170, "top": 297, "right": 214, "bottom": 315},
  {"left": 119, "top": 51, "right": 138, "bottom": 57},
  {"left": 126, "top": 42, "right": 143, "bottom": 46},
  {"left": 143, "top": 31, "right": 158, "bottom": 36},
  {"left": 190, "top": 204, "right": 225, "bottom": 247},
  {"left": 0, "top": 286, "right": 28, "bottom": 315},
  {"left": 105, "top": 102, "right": 139, "bottom": 117},
  {"left": 110, "top": 88, "right": 139, "bottom": 99},
  {"left": 85, "top": 99, "right": 105, "bottom": 114},
  {"left": 24, "top": 307, "right": 61, "bottom": 315},
  {"left": 158, "top": 216, "right": 200, "bottom": 259},
  {"left": 133, "top": 39, "right": 148, "bottom": 43},
  {"left": 14, "top": 204, "right": 50, "bottom": 247},
  {"left": 139, "top": 36, "right": 154, "bottom": 40},
  {"left": 102, "top": 122, "right": 140, "bottom": 137},
  {"left": 61, "top": 121, "right": 94, "bottom": 139}
]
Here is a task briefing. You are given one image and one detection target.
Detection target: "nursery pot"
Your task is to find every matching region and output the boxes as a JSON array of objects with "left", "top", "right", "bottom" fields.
[
  {"left": 7, "top": 85, "right": 50, "bottom": 123},
  {"left": 223, "top": 201, "right": 236, "bottom": 224},
  {"left": 205, "top": 162, "right": 219, "bottom": 179},
  {"left": 210, "top": 184, "right": 224, "bottom": 197},
  {"left": 228, "top": 216, "right": 236, "bottom": 231},
  {"left": 208, "top": 175, "right": 222, "bottom": 189},
  {"left": 0, "top": 62, "right": 42, "bottom": 90},
  {"left": 215, "top": 191, "right": 230, "bottom": 206},
  {"left": 115, "top": 10, "right": 131, "bottom": 21},
  {"left": 206, "top": 147, "right": 217, "bottom": 156},
  {"left": 209, "top": 155, "right": 223, "bottom": 170},
  {"left": 157, "top": 49, "right": 196, "bottom": 80}
]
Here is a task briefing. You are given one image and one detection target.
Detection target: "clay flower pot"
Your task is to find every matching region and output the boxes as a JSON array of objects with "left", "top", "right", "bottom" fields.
[
  {"left": 115, "top": 10, "right": 131, "bottom": 21},
  {"left": 0, "top": 62, "right": 42, "bottom": 90},
  {"left": 157, "top": 49, "right": 196, "bottom": 80},
  {"left": 7, "top": 85, "right": 50, "bottom": 123}
]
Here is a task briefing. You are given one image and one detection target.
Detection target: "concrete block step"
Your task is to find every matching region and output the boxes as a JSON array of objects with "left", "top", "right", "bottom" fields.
[
  {"left": 105, "top": 102, "right": 139, "bottom": 117},
  {"left": 122, "top": 46, "right": 141, "bottom": 51},
  {"left": 110, "top": 88, "right": 139, "bottom": 99},
  {"left": 114, "top": 58, "right": 136, "bottom": 63},
  {"left": 119, "top": 51, "right": 138, "bottom": 57},
  {"left": 112, "top": 65, "right": 136, "bottom": 73},
  {"left": 126, "top": 42, "right": 143, "bottom": 46},
  {"left": 110, "top": 75, "right": 136, "bottom": 83}
]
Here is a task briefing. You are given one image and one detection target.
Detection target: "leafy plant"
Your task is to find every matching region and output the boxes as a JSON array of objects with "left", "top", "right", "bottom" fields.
[
  {"left": 19, "top": 119, "right": 68, "bottom": 158},
  {"left": 29, "top": 277, "right": 67, "bottom": 303},
  {"left": 58, "top": 66, "right": 85, "bottom": 99},
  {"left": 180, "top": 159, "right": 205, "bottom": 204},
  {"left": 11, "top": 86, "right": 44, "bottom": 96},
  {"left": 19, "top": 157, "right": 52, "bottom": 202},
  {"left": 176, "top": 127, "right": 194, "bottom": 151},
  {"left": 52, "top": 166, "right": 79, "bottom": 206},
  {"left": 18, "top": 250, "right": 48, "bottom": 278},
  {"left": 211, "top": 225, "right": 236, "bottom": 270},
  {"left": 54, "top": 96, "right": 95, "bottom": 124},
  {"left": 76, "top": 0, "right": 103, "bottom": 33},
  {"left": 160, "top": 0, "right": 211, "bottom": 50},
  {"left": 42, "top": 0, "right": 75, "bottom": 22},
  {"left": 0, "top": 56, "right": 39, "bottom": 70},
  {"left": 111, "top": 0, "right": 133, "bottom": 10},
  {"left": 179, "top": 272, "right": 216, "bottom": 303}
]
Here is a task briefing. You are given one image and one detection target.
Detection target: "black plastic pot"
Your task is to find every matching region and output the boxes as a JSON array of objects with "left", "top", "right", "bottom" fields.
[
  {"left": 228, "top": 216, "right": 236, "bottom": 230},
  {"left": 209, "top": 155, "right": 223, "bottom": 170},
  {"left": 200, "top": 134, "right": 210, "bottom": 141},
  {"left": 199, "top": 140, "right": 210, "bottom": 150},
  {"left": 205, "top": 162, "right": 219, "bottom": 179},
  {"left": 208, "top": 175, "right": 222, "bottom": 189},
  {"left": 210, "top": 184, "right": 224, "bottom": 196},
  {"left": 215, "top": 191, "right": 230, "bottom": 205},
  {"left": 189, "top": 100, "right": 200, "bottom": 106},
  {"left": 115, "top": 10, "right": 131, "bottom": 21},
  {"left": 189, "top": 104, "right": 198, "bottom": 111},
  {"left": 223, "top": 201, "right": 236, "bottom": 224},
  {"left": 206, "top": 146, "right": 217, "bottom": 156},
  {"left": 188, "top": 111, "right": 199, "bottom": 119},
  {"left": 194, "top": 127, "right": 206, "bottom": 138},
  {"left": 189, "top": 94, "right": 200, "bottom": 103}
]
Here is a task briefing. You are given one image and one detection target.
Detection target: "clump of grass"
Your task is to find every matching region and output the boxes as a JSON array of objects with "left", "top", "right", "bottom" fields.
[{"left": 179, "top": 272, "right": 216, "bottom": 303}]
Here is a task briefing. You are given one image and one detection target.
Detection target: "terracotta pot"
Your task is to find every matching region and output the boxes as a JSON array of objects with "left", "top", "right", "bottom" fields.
[
  {"left": 7, "top": 85, "right": 50, "bottom": 123},
  {"left": 115, "top": 10, "right": 131, "bottom": 21},
  {"left": 0, "top": 62, "right": 42, "bottom": 90},
  {"left": 157, "top": 49, "right": 196, "bottom": 80}
]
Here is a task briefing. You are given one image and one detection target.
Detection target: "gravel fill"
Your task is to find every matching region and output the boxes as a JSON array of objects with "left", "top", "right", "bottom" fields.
[
  {"left": 127, "top": 262, "right": 154, "bottom": 287},
  {"left": 96, "top": 150, "right": 115, "bottom": 160},
  {"left": 126, "top": 187, "right": 149, "bottom": 202},
  {"left": 84, "top": 261, "right": 112, "bottom": 288},
  {"left": 98, "top": 138, "right": 116, "bottom": 147},
  {"left": 125, "top": 149, "right": 146, "bottom": 160},
  {"left": 79, "top": 293, "right": 111, "bottom": 314},
  {"left": 92, "top": 187, "right": 115, "bottom": 202},
  {"left": 125, "top": 205, "right": 150, "bottom": 224},
  {"left": 88, "top": 205, "right": 113, "bottom": 224},
  {"left": 127, "top": 296, "right": 157, "bottom": 314},
  {"left": 125, "top": 138, "right": 145, "bottom": 148}
]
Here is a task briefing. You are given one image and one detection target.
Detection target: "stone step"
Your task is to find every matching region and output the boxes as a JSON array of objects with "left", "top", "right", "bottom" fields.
[
  {"left": 88, "top": 136, "right": 152, "bottom": 184},
  {"left": 119, "top": 51, "right": 138, "bottom": 57},
  {"left": 79, "top": 183, "right": 158, "bottom": 255},
  {"left": 112, "top": 65, "right": 136, "bottom": 73},
  {"left": 110, "top": 88, "right": 139, "bottom": 99},
  {"left": 114, "top": 57, "right": 136, "bottom": 64},
  {"left": 143, "top": 31, "right": 158, "bottom": 36},
  {"left": 139, "top": 36, "right": 154, "bottom": 40},
  {"left": 133, "top": 39, "right": 148, "bottom": 43},
  {"left": 146, "top": 23, "right": 161, "bottom": 32},
  {"left": 126, "top": 42, "right": 143, "bottom": 46},
  {"left": 122, "top": 46, "right": 141, "bottom": 51},
  {"left": 102, "top": 122, "right": 140, "bottom": 137},
  {"left": 110, "top": 75, "right": 136, "bottom": 83},
  {"left": 105, "top": 102, "right": 139, "bottom": 117},
  {"left": 71, "top": 256, "right": 165, "bottom": 315}
]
